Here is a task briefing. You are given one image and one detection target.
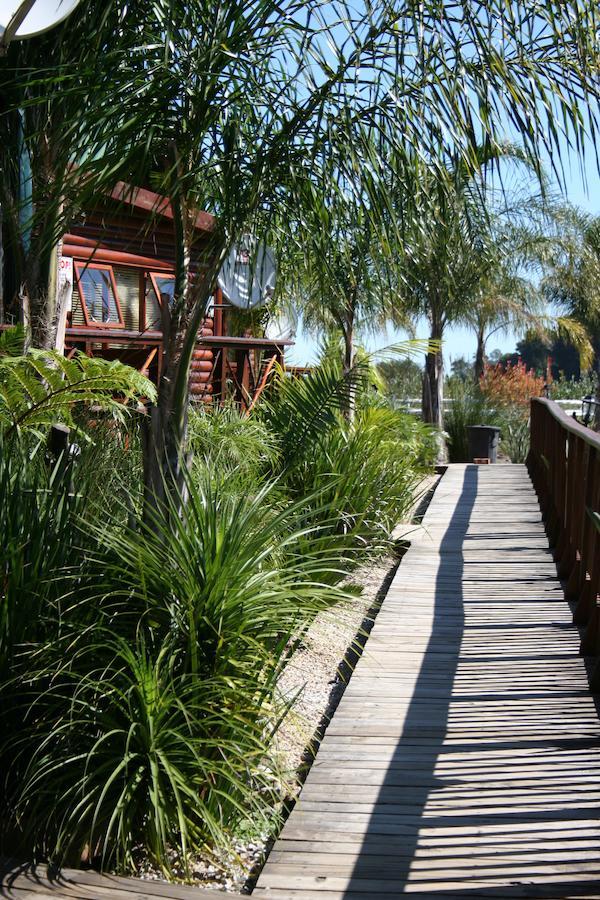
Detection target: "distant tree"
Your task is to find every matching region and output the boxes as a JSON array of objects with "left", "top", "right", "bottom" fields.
[
  {"left": 514, "top": 332, "right": 581, "bottom": 379},
  {"left": 397, "top": 145, "right": 532, "bottom": 429},
  {"left": 378, "top": 358, "right": 423, "bottom": 406},
  {"left": 280, "top": 140, "right": 406, "bottom": 394},
  {"left": 449, "top": 357, "right": 473, "bottom": 382},
  {"left": 542, "top": 209, "right": 600, "bottom": 388}
]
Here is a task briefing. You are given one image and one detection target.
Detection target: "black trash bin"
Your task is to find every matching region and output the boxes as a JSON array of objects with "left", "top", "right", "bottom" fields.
[{"left": 467, "top": 425, "right": 501, "bottom": 463}]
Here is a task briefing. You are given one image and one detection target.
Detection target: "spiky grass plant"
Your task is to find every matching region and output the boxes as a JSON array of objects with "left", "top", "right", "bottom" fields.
[
  {"left": 445, "top": 382, "right": 499, "bottom": 463},
  {"left": 0, "top": 441, "right": 85, "bottom": 678},
  {"left": 285, "top": 406, "right": 435, "bottom": 547},
  {"left": 3, "top": 473, "right": 354, "bottom": 875}
]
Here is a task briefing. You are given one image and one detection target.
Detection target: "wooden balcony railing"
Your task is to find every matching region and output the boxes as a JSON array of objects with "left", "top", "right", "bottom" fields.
[{"left": 528, "top": 397, "right": 600, "bottom": 688}]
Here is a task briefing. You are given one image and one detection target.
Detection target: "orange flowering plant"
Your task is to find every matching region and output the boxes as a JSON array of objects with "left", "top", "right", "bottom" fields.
[
  {"left": 478, "top": 360, "right": 546, "bottom": 463},
  {"left": 479, "top": 361, "right": 546, "bottom": 410}
]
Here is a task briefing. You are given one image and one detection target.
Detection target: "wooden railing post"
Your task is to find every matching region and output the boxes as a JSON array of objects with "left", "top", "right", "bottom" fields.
[{"left": 528, "top": 398, "right": 600, "bottom": 689}]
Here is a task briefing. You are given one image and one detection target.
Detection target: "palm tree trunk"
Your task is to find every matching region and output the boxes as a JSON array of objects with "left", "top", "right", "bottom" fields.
[
  {"left": 343, "top": 320, "right": 354, "bottom": 375},
  {"left": 422, "top": 316, "right": 444, "bottom": 429},
  {"left": 341, "top": 300, "right": 356, "bottom": 421},
  {"left": 474, "top": 325, "right": 486, "bottom": 381},
  {"left": 142, "top": 191, "right": 227, "bottom": 519}
]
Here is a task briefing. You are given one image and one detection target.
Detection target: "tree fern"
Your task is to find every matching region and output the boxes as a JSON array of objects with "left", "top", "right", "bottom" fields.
[
  {"left": 0, "top": 348, "right": 156, "bottom": 438},
  {"left": 0, "top": 325, "right": 26, "bottom": 358}
]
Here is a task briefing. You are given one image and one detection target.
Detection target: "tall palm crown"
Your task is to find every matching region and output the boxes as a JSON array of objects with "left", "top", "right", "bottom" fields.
[{"left": 2, "top": 0, "right": 600, "bottom": 478}]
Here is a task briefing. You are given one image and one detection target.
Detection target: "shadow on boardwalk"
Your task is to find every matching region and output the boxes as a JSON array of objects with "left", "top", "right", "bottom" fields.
[{"left": 343, "top": 465, "right": 477, "bottom": 894}]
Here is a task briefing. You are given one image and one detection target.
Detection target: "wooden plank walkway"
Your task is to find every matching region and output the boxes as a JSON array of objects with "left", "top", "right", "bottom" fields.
[
  {"left": 0, "top": 860, "right": 216, "bottom": 898},
  {"left": 254, "top": 464, "right": 600, "bottom": 899}
]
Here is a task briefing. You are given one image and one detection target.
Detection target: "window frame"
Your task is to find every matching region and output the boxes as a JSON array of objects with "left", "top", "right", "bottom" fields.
[
  {"left": 74, "top": 261, "right": 125, "bottom": 329},
  {"left": 145, "top": 271, "right": 176, "bottom": 330},
  {"left": 149, "top": 272, "right": 176, "bottom": 308}
]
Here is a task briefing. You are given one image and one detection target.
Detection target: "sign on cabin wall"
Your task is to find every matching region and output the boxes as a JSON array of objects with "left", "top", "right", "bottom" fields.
[{"left": 58, "top": 256, "right": 73, "bottom": 311}]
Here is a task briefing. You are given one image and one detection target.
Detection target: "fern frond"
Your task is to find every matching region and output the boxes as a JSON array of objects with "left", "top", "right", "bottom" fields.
[
  {"left": 0, "top": 350, "right": 156, "bottom": 438},
  {"left": 0, "top": 325, "right": 27, "bottom": 358}
]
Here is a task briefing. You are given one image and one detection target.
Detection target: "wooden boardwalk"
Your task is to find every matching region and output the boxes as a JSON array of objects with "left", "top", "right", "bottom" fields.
[
  {"left": 0, "top": 860, "right": 216, "bottom": 898},
  {"left": 254, "top": 464, "right": 600, "bottom": 899}
]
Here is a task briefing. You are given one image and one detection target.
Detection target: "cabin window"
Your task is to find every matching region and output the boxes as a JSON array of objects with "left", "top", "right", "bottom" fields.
[
  {"left": 112, "top": 267, "right": 140, "bottom": 331},
  {"left": 145, "top": 273, "right": 175, "bottom": 329},
  {"left": 74, "top": 263, "right": 123, "bottom": 327}
]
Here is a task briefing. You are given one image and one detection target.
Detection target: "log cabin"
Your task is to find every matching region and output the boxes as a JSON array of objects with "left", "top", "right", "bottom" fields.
[{"left": 57, "top": 183, "right": 292, "bottom": 408}]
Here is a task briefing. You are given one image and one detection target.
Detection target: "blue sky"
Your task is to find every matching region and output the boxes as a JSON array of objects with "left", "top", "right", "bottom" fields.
[{"left": 287, "top": 148, "right": 600, "bottom": 369}]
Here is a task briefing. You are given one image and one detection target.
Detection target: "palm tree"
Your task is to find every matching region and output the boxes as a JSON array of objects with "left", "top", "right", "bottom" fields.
[
  {"left": 542, "top": 208, "right": 600, "bottom": 419},
  {"left": 0, "top": 3, "right": 127, "bottom": 348},
  {"left": 395, "top": 148, "right": 525, "bottom": 428},
  {"left": 466, "top": 218, "right": 546, "bottom": 380},
  {"left": 3, "top": 0, "right": 600, "bottom": 494},
  {"left": 277, "top": 141, "right": 411, "bottom": 414}
]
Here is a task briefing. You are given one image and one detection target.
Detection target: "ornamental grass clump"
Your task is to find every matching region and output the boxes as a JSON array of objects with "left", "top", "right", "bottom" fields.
[
  {"left": 260, "top": 359, "right": 435, "bottom": 547},
  {"left": 1, "top": 469, "right": 354, "bottom": 875},
  {"left": 283, "top": 405, "right": 435, "bottom": 545},
  {"left": 444, "top": 381, "right": 497, "bottom": 463}
]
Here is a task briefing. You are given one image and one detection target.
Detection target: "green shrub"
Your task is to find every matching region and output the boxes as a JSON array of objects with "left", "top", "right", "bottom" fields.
[
  {"left": 283, "top": 406, "right": 434, "bottom": 546},
  {"left": 188, "top": 403, "right": 279, "bottom": 497},
  {"left": 0, "top": 441, "right": 85, "bottom": 678},
  {"left": 0, "top": 352, "right": 435, "bottom": 877},
  {"left": 549, "top": 371, "right": 598, "bottom": 400},
  {"left": 495, "top": 407, "right": 530, "bottom": 463}
]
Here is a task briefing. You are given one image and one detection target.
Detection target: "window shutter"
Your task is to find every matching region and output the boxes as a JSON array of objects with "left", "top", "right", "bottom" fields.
[{"left": 113, "top": 268, "right": 139, "bottom": 330}]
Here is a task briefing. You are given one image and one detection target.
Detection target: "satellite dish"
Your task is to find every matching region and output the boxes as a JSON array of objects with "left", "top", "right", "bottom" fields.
[
  {"left": 0, "top": 0, "right": 80, "bottom": 44},
  {"left": 218, "top": 238, "right": 276, "bottom": 310},
  {"left": 265, "top": 307, "right": 298, "bottom": 342}
]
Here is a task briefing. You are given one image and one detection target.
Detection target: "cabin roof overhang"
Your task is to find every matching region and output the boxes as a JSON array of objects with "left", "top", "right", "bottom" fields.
[{"left": 108, "top": 182, "right": 215, "bottom": 234}]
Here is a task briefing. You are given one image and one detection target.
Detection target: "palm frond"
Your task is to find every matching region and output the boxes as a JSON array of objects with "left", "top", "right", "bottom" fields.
[
  {"left": 555, "top": 317, "right": 595, "bottom": 373},
  {"left": 259, "top": 358, "right": 371, "bottom": 468}
]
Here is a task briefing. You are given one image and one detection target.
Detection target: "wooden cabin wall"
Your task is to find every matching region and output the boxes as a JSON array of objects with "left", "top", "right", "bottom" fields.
[
  {"left": 63, "top": 197, "right": 237, "bottom": 402},
  {"left": 190, "top": 317, "right": 214, "bottom": 403},
  {"left": 68, "top": 201, "right": 211, "bottom": 274}
]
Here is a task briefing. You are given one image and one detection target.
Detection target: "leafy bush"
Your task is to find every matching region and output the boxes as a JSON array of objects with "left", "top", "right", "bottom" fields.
[
  {"left": 188, "top": 403, "right": 279, "bottom": 496},
  {"left": 377, "top": 358, "right": 423, "bottom": 406},
  {"left": 281, "top": 406, "right": 434, "bottom": 547},
  {"left": 495, "top": 407, "right": 530, "bottom": 463},
  {"left": 479, "top": 360, "right": 545, "bottom": 408},
  {"left": 549, "top": 371, "right": 598, "bottom": 400},
  {"left": 478, "top": 361, "right": 545, "bottom": 463}
]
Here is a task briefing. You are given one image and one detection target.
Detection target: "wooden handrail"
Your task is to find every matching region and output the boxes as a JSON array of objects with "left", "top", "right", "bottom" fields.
[
  {"left": 531, "top": 396, "right": 600, "bottom": 451},
  {"left": 528, "top": 396, "right": 600, "bottom": 688}
]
